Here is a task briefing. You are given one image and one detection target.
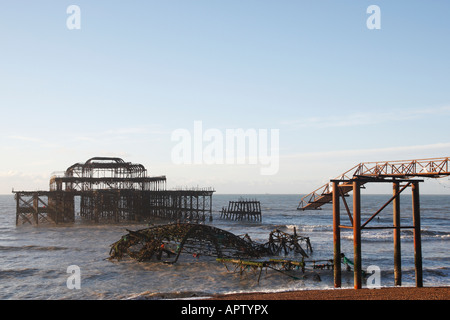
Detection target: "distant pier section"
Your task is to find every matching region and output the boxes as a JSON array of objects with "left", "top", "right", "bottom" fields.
[
  {"left": 220, "top": 199, "right": 262, "bottom": 221},
  {"left": 13, "top": 157, "right": 215, "bottom": 225}
]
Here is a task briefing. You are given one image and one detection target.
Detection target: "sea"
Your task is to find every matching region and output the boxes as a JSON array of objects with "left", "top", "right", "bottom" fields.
[{"left": 0, "top": 193, "right": 449, "bottom": 300}]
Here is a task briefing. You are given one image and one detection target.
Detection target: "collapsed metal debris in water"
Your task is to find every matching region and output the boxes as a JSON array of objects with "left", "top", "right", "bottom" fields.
[
  {"left": 267, "top": 228, "right": 313, "bottom": 257},
  {"left": 108, "top": 223, "right": 312, "bottom": 263}
]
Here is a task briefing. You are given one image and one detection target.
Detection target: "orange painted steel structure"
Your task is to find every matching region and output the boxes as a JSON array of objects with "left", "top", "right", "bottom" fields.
[
  {"left": 297, "top": 157, "right": 449, "bottom": 290},
  {"left": 298, "top": 157, "right": 450, "bottom": 211}
]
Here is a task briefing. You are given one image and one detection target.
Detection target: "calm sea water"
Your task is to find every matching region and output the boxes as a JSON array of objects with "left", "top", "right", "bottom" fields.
[{"left": 0, "top": 193, "right": 449, "bottom": 299}]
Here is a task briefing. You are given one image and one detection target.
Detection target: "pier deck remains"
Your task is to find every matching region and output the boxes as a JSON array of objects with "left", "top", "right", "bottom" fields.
[
  {"left": 13, "top": 157, "right": 214, "bottom": 224},
  {"left": 220, "top": 199, "right": 262, "bottom": 221}
]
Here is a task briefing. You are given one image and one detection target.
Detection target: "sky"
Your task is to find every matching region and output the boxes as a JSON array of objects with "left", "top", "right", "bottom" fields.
[{"left": 1, "top": 1, "right": 450, "bottom": 195}]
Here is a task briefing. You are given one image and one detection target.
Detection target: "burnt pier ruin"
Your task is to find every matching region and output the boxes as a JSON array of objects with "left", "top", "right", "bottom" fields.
[
  {"left": 13, "top": 157, "right": 214, "bottom": 225},
  {"left": 109, "top": 223, "right": 313, "bottom": 263},
  {"left": 220, "top": 199, "right": 262, "bottom": 221}
]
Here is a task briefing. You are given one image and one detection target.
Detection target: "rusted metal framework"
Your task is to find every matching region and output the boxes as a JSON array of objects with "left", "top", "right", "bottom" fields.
[
  {"left": 145, "top": 189, "right": 214, "bottom": 221},
  {"left": 298, "top": 157, "right": 450, "bottom": 210},
  {"left": 267, "top": 228, "right": 312, "bottom": 258},
  {"left": 297, "top": 157, "right": 450, "bottom": 289},
  {"left": 50, "top": 157, "right": 165, "bottom": 192},
  {"left": 217, "top": 257, "right": 332, "bottom": 283},
  {"left": 14, "top": 157, "right": 214, "bottom": 225},
  {"left": 14, "top": 191, "right": 75, "bottom": 225},
  {"left": 220, "top": 199, "right": 262, "bottom": 221},
  {"left": 109, "top": 223, "right": 269, "bottom": 263},
  {"left": 109, "top": 223, "right": 313, "bottom": 264},
  {"left": 331, "top": 178, "right": 425, "bottom": 289}
]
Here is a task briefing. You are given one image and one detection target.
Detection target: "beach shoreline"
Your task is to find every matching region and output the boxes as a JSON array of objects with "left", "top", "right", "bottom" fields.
[{"left": 209, "top": 286, "right": 450, "bottom": 300}]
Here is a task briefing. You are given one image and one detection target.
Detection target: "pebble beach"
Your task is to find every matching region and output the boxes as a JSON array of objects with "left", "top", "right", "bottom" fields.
[{"left": 211, "top": 286, "right": 450, "bottom": 300}]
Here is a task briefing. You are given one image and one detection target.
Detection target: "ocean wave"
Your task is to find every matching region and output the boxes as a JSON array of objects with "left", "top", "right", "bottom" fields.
[
  {"left": 402, "top": 229, "right": 450, "bottom": 239},
  {"left": 295, "top": 225, "right": 332, "bottom": 233},
  {"left": 260, "top": 224, "right": 331, "bottom": 233},
  {"left": 424, "top": 266, "right": 450, "bottom": 278},
  {"left": 125, "top": 290, "right": 213, "bottom": 300},
  {"left": 0, "top": 245, "right": 68, "bottom": 252},
  {"left": 0, "top": 268, "right": 40, "bottom": 279},
  {"left": 340, "top": 228, "right": 450, "bottom": 242}
]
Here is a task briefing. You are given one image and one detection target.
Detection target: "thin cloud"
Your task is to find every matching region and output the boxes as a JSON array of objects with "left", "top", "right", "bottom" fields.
[
  {"left": 71, "top": 126, "right": 171, "bottom": 143},
  {"left": 100, "top": 125, "right": 170, "bottom": 136},
  {"left": 9, "top": 135, "right": 44, "bottom": 143},
  {"left": 282, "top": 106, "right": 450, "bottom": 129},
  {"left": 283, "top": 142, "right": 450, "bottom": 161},
  {"left": 8, "top": 135, "right": 59, "bottom": 148},
  {"left": 101, "top": 127, "right": 150, "bottom": 135}
]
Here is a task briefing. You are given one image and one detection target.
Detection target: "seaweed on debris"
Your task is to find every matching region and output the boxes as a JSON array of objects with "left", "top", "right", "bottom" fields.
[{"left": 109, "top": 223, "right": 312, "bottom": 263}]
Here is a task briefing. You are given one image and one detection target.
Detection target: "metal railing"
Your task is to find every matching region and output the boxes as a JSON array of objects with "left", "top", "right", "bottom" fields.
[{"left": 298, "top": 157, "right": 449, "bottom": 210}]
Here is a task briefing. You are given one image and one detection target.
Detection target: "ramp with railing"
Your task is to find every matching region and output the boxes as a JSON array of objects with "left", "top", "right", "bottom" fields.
[{"left": 297, "top": 157, "right": 450, "bottom": 210}]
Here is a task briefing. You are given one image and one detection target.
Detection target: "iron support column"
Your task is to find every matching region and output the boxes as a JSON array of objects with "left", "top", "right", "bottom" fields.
[
  {"left": 393, "top": 181, "right": 402, "bottom": 286},
  {"left": 15, "top": 194, "right": 19, "bottom": 225},
  {"left": 33, "top": 193, "right": 39, "bottom": 225},
  {"left": 332, "top": 181, "right": 341, "bottom": 288},
  {"left": 353, "top": 180, "right": 362, "bottom": 289},
  {"left": 412, "top": 181, "right": 423, "bottom": 287}
]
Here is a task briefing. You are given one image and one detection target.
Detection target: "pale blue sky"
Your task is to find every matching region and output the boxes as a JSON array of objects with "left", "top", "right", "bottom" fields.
[{"left": 1, "top": 1, "right": 450, "bottom": 194}]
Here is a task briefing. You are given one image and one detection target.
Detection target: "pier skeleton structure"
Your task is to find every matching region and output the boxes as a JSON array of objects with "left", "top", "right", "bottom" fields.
[
  {"left": 220, "top": 199, "right": 262, "bottom": 221},
  {"left": 297, "top": 157, "right": 450, "bottom": 289},
  {"left": 14, "top": 157, "right": 214, "bottom": 224}
]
